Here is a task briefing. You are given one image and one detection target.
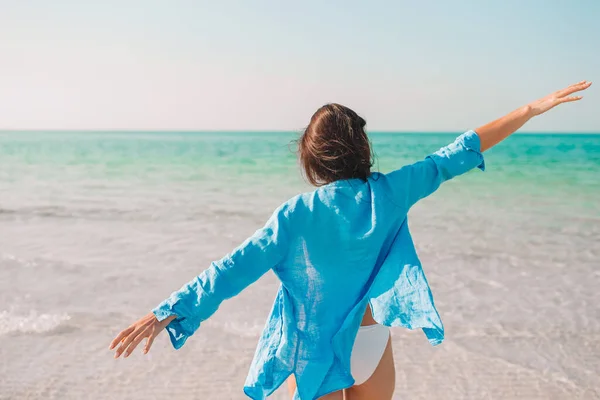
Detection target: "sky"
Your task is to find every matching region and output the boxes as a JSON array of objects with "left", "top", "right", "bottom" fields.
[{"left": 1, "top": 0, "right": 599, "bottom": 132}]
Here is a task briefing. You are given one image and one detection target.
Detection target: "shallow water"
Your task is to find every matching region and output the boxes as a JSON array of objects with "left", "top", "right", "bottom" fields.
[{"left": 1, "top": 131, "right": 599, "bottom": 399}]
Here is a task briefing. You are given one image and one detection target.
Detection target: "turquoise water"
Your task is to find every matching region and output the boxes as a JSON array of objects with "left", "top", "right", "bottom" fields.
[
  {"left": 2, "top": 131, "right": 598, "bottom": 221},
  {"left": 1, "top": 131, "right": 599, "bottom": 399},
  {"left": 2, "top": 131, "right": 599, "bottom": 190}
]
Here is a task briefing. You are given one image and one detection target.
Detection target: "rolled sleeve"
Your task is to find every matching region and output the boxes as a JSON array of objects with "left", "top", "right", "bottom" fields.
[
  {"left": 152, "top": 309, "right": 196, "bottom": 350},
  {"left": 152, "top": 266, "right": 221, "bottom": 349},
  {"left": 384, "top": 130, "right": 485, "bottom": 212},
  {"left": 427, "top": 130, "right": 485, "bottom": 177}
]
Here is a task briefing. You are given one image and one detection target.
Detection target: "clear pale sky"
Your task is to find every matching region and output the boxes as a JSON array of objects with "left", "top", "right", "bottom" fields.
[{"left": 1, "top": 0, "right": 598, "bottom": 132}]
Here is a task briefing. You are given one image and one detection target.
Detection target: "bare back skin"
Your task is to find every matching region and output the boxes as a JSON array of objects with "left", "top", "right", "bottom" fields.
[{"left": 286, "top": 305, "right": 395, "bottom": 400}]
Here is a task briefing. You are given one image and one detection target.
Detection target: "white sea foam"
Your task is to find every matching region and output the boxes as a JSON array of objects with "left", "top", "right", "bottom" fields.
[
  {"left": 0, "top": 310, "right": 71, "bottom": 335},
  {"left": 1, "top": 253, "right": 38, "bottom": 268}
]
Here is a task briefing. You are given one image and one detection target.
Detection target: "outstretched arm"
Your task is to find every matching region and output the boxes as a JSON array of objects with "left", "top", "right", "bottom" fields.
[
  {"left": 385, "top": 80, "right": 592, "bottom": 212},
  {"left": 109, "top": 203, "right": 290, "bottom": 357},
  {"left": 477, "top": 80, "right": 592, "bottom": 152}
]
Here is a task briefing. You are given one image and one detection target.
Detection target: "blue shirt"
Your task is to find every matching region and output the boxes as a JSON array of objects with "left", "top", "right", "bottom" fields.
[{"left": 153, "top": 130, "right": 485, "bottom": 400}]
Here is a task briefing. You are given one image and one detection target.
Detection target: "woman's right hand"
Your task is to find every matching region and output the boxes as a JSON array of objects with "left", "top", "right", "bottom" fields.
[
  {"left": 528, "top": 81, "right": 592, "bottom": 116},
  {"left": 109, "top": 312, "right": 176, "bottom": 358}
]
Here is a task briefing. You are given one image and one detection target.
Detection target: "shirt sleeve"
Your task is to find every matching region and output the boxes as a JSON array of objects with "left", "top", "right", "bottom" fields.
[
  {"left": 384, "top": 130, "right": 485, "bottom": 212},
  {"left": 152, "top": 203, "right": 290, "bottom": 349}
]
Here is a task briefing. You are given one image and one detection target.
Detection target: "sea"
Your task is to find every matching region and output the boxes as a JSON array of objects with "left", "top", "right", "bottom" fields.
[{"left": 0, "top": 131, "right": 599, "bottom": 399}]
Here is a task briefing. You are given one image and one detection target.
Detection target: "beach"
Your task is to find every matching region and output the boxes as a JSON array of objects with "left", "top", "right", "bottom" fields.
[{"left": 1, "top": 130, "right": 599, "bottom": 399}]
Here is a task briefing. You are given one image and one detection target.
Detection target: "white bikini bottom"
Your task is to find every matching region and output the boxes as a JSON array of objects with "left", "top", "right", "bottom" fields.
[{"left": 350, "top": 324, "right": 390, "bottom": 386}]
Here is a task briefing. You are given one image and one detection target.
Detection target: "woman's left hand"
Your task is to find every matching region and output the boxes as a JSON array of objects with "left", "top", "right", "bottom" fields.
[{"left": 109, "top": 312, "right": 176, "bottom": 358}]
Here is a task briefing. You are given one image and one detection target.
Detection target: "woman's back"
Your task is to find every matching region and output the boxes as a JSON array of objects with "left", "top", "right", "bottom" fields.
[{"left": 275, "top": 177, "right": 404, "bottom": 341}]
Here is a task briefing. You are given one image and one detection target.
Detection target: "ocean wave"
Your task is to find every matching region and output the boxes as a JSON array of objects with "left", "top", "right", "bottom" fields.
[
  {"left": 0, "top": 204, "right": 264, "bottom": 222},
  {"left": 0, "top": 205, "right": 132, "bottom": 220},
  {"left": 0, "top": 310, "right": 72, "bottom": 336},
  {"left": 211, "top": 320, "right": 265, "bottom": 338}
]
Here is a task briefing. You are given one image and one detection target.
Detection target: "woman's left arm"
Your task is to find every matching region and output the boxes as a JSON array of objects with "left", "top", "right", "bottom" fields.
[{"left": 109, "top": 203, "right": 289, "bottom": 358}]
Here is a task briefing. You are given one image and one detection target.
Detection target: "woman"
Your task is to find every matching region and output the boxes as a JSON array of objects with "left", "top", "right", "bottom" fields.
[{"left": 110, "top": 81, "right": 591, "bottom": 400}]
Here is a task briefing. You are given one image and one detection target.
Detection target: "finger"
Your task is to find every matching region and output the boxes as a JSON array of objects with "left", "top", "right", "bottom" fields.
[
  {"left": 567, "top": 80, "right": 588, "bottom": 89},
  {"left": 115, "top": 327, "right": 143, "bottom": 358},
  {"left": 109, "top": 326, "right": 135, "bottom": 350},
  {"left": 556, "top": 81, "right": 586, "bottom": 96},
  {"left": 143, "top": 326, "right": 156, "bottom": 354},
  {"left": 557, "top": 81, "right": 589, "bottom": 96},
  {"left": 124, "top": 326, "right": 152, "bottom": 358},
  {"left": 559, "top": 96, "right": 583, "bottom": 103},
  {"left": 557, "top": 81, "right": 592, "bottom": 97}
]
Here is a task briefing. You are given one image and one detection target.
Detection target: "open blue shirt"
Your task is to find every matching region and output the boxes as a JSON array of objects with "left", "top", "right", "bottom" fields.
[{"left": 153, "top": 131, "right": 485, "bottom": 400}]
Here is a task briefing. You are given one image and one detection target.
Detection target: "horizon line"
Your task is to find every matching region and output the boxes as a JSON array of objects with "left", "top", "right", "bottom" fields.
[{"left": 1, "top": 129, "right": 600, "bottom": 135}]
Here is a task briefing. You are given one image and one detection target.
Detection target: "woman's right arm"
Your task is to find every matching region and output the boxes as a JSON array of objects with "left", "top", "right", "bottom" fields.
[
  {"left": 476, "top": 80, "right": 591, "bottom": 152},
  {"left": 385, "top": 80, "right": 592, "bottom": 212}
]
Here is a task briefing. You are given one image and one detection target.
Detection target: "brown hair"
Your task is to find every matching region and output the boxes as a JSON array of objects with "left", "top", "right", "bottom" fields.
[{"left": 298, "top": 104, "right": 373, "bottom": 186}]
